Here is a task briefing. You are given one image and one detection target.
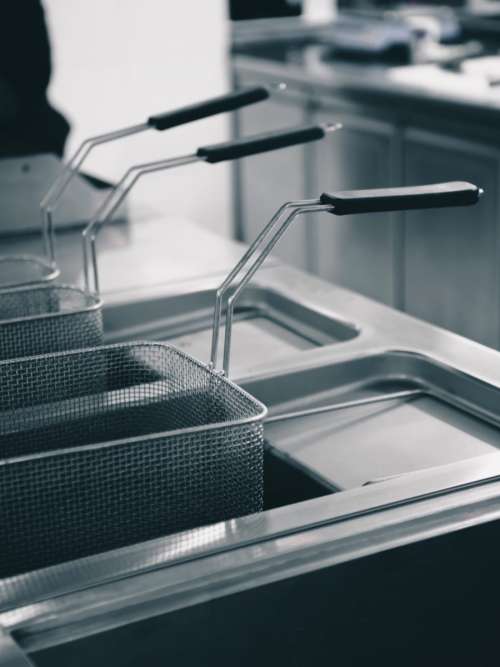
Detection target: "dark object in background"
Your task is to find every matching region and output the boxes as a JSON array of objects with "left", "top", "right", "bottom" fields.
[
  {"left": 337, "top": 0, "right": 466, "bottom": 10},
  {"left": 0, "top": 0, "right": 69, "bottom": 158},
  {"left": 337, "top": 0, "right": 464, "bottom": 7},
  {"left": 229, "top": 0, "right": 303, "bottom": 21}
]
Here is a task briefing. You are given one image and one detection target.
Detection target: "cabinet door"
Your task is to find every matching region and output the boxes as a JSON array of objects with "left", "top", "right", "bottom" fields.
[
  {"left": 234, "top": 86, "right": 311, "bottom": 270},
  {"left": 311, "top": 107, "right": 400, "bottom": 306},
  {"left": 403, "top": 128, "right": 500, "bottom": 348}
]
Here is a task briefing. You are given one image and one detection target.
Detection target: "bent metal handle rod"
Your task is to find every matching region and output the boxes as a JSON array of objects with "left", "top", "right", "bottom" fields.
[
  {"left": 82, "top": 123, "right": 337, "bottom": 296},
  {"left": 39, "top": 85, "right": 276, "bottom": 269},
  {"left": 207, "top": 122, "right": 343, "bottom": 369},
  {"left": 214, "top": 181, "right": 482, "bottom": 376}
]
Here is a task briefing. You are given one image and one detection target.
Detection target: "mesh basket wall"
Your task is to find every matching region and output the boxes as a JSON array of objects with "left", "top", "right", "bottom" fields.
[
  {"left": 0, "top": 285, "right": 103, "bottom": 360},
  {"left": 0, "top": 343, "right": 265, "bottom": 577}
]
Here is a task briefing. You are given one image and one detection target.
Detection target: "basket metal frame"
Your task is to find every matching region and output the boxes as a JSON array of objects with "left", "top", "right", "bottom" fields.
[
  {"left": 0, "top": 280, "right": 103, "bottom": 361},
  {"left": 0, "top": 341, "right": 267, "bottom": 578},
  {"left": 1, "top": 342, "right": 266, "bottom": 466},
  {"left": 0, "top": 284, "right": 102, "bottom": 326}
]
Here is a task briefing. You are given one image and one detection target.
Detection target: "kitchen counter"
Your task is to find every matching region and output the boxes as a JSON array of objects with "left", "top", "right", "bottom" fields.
[
  {"left": 2, "top": 211, "right": 266, "bottom": 298},
  {"left": 233, "top": 38, "right": 500, "bottom": 134},
  {"left": 5, "top": 211, "right": 500, "bottom": 594},
  {"left": 5, "top": 211, "right": 500, "bottom": 661}
]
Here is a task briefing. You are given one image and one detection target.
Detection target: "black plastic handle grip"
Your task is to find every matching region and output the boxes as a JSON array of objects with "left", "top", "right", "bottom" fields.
[
  {"left": 197, "top": 125, "right": 326, "bottom": 163},
  {"left": 147, "top": 87, "right": 270, "bottom": 131},
  {"left": 320, "top": 182, "right": 481, "bottom": 216}
]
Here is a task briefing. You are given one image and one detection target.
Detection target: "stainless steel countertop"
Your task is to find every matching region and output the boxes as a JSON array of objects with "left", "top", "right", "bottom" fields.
[
  {"left": 3, "top": 212, "right": 261, "bottom": 296},
  {"left": 232, "top": 41, "right": 500, "bottom": 133},
  {"left": 4, "top": 212, "right": 500, "bottom": 651}
]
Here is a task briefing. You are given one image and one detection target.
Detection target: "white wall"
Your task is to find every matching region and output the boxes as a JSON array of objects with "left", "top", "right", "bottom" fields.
[{"left": 43, "top": 0, "right": 232, "bottom": 235}]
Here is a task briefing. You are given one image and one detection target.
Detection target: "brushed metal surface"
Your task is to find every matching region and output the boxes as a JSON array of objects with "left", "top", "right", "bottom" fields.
[
  {"left": 6, "top": 461, "right": 500, "bottom": 655},
  {"left": 103, "top": 286, "right": 359, "bottom": 377},
  {"left": 403, "top": 128, "right": 500, "bottom": 347},
  {"left": 246, "top": 352, "right": 500, "bottom": 488},
  {"left": 2, "top": 215, "right": 262, "bottom": 294},
  {"left": 5, "top": 223, "right": 500, "bottom": 649},
  {"left": 0, "top": 630, "right": 33, "bottom": 667}
]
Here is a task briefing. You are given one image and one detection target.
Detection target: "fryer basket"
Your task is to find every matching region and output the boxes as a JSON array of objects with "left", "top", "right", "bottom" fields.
[
  {"left": 0, "top": 342, "right": 265, "bottom": 577},
  {"left": 0, "top": 284, "right": 103, "bottom": 361}
]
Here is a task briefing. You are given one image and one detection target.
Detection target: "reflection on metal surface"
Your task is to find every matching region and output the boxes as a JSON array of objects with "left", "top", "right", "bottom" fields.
[
  {"left": 103, "top": 285, "right": 359, "bottom": 377},
  {"left": 0, "top": 519, "right": 239, "bottom": 616},
  {"left": 148, "top": 522, "right": 230, "bottom": 561},
  {"left": 0, "top": 628, "right": 33, "bottom": 666},
  {"left": 5, "top": 464, "right": 500, "bottom": 655},
  {"left": 265, "top": 388, "right": 422, "bottom": 423},
  {"left": 248, "top": 351, "right": 500, "bottom": 489},
  {"left": 3, "top": 256, "right": 500, "bottom": 633},
  {"left": 388, "top": 64, "right": 495, "bottom": 97}
]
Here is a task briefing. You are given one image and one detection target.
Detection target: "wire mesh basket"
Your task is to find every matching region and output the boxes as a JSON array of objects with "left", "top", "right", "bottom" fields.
[
  {"left": 0, "top": 167, "right": 104, "bottom": 361},
  {"left": 0, "top": 284, "right": 102, "bottom": 361},
  {"left": 0, "top": 342, "right": 266, "bottom": 577}
]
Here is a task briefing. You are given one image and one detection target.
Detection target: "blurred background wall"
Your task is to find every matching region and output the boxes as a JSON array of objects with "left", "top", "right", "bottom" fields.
[{"left": 43, "top": 0, "right": 232, "bottom": 235}]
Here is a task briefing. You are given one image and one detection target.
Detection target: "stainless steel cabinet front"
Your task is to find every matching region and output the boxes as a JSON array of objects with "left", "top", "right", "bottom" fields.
[
  {"left": 403, "top": 128, "right": 500, "bottom": 348},
  {"left": 233, "top": 77, "right": 312, "bottom": 270},
  {"left": 310, "top": 105, "right": 401, "bottom": 307}
]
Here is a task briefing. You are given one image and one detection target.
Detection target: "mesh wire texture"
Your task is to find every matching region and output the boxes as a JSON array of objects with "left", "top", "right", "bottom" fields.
[
  {"left": 0, "top": 342, "right": 265, "bottom": 577},
  {"left": 0, "top": 284, "right": 103, "bottom": 360}
]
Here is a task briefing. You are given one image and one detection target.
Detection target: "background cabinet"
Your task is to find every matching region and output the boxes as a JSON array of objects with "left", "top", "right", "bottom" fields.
[
  {"left": 232, "top": 66, "right": 500, "bottom": 348},
  {"left": 402, "top": 129, "right": 500, "bottom": 348},
  {"left": 310, "top": 104, "right": 401, "bottom": 307},
  {"left": 234, "top": 82, "right": 312, "bottom": 270}
]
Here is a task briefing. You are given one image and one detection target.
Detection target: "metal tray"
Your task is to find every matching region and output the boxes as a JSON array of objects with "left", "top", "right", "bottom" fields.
[
  {"left": 243, "top": 351, "right": 500, "bottom": 489},
  {"left": 103, "top": 286, "right": 359, "bottom": 377}
]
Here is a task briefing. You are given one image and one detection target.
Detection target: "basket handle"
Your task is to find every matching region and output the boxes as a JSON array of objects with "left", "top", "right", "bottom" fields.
[
  {"left": 196, "top": 124, "right": 331, "bottom": 163},
  {"left": 211, "top": 181, "right": 482, "bottom": 375},
  {"left": 41, "top": 86, "right": 273, "bottom": 271},
  {"left": 44, "top": 85, "right": 272, "bottom": 211},
  {"left": 147, "top": 86, "right": 271, "bottom": 130},
  {"left": 319, "top": 181, "right": 481, "bottom": 215},
  {"left": 82, "top": 123, "right": 339, "bottom": 297}
]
